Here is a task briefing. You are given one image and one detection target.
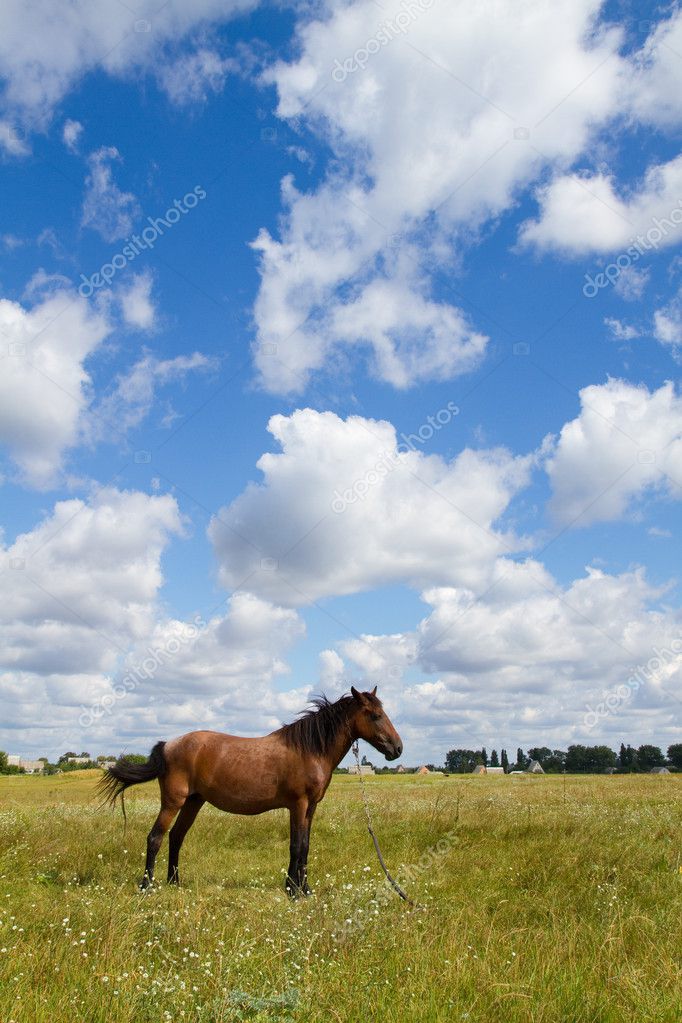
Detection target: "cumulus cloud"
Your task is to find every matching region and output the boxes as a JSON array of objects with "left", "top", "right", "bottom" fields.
[
  {"left": 209, "top": 407, "right": 532, "bottom": 605},
  {"left": 0, "top": 289, "right": 110, "bottom": 486},
  {"left": 336, "top": 558, "right": 682, "bottom": 752},
  {"left": 81, "top": 146, "right": 140, "bottom": 243},
  {"left": 545, "top": 379, "right": 682, "bottom": 526},
  {"left": 0, "top": 0, "right": 260, "bottom": 129},
  {"left": 627, "top": 9, "right": 682, "bottom": 130},
  {"left": 253, "top": 0, "right": 628, "bottom": 392},
  {"left": 520, "top": 155, "right": 682, "bottom": 256},
  {"left": 0, "top": 488, "right": 308, "bottom": 753}
]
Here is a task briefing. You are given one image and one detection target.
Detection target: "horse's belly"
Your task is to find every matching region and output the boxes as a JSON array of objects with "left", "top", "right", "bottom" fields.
[{"left": 201, "top": 769, "right": 286, "bottom": 815}]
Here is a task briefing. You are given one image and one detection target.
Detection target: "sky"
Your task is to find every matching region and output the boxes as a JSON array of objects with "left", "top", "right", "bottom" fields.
[{"left": 0, "top": 0, "right": 681, "bottom": 766}]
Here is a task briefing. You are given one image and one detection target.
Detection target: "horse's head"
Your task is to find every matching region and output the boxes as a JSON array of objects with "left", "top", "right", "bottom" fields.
[{"left": 350, "top": 686, "right": 402, "bottom": 761}]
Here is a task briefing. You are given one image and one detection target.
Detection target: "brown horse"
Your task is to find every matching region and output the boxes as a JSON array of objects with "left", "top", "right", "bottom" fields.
[{"left": 99, "top": 686, "right": 402, "bottom": 895}]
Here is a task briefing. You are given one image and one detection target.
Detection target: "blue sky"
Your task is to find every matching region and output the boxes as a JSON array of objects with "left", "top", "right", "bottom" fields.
[{"left": 0, "top": 0, "right": 681, "bottom": 764}]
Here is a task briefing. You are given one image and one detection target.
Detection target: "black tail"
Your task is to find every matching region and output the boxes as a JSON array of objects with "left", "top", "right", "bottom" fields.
[{"left": 97, "top": 741, "right": 167, "bottom": 821}]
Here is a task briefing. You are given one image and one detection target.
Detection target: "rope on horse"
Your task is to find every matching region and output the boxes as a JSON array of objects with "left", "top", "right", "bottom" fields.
[{"left": 351, "top": 740, "right": 416, "bottom": 906}]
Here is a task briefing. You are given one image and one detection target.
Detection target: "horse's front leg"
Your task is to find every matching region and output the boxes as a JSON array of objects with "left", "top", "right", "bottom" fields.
[{"left": 286, "top": 799, "right": 315, "bottom": 898}]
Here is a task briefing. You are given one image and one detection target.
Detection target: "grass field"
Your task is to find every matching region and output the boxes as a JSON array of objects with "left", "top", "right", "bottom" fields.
[{"left": 0, "top": 770, "right": 681, "bottom": 1023}]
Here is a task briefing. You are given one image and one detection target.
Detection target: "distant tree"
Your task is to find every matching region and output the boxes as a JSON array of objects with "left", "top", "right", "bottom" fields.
[
  {"left": 58, "top": 752, "right": 78, "bottom": 764},
  {"left": 618, "top": 743, "right": 637, "bottom": 772},
  {"left": 545, "top": 750, "right": 567, "bottom": 773},
  {"left": 122, "top": 754, "right": 148, "bottom": 765},
  {"left": 445, "top": 749, "right": 480, "bottom": 773},
  {"left": 501, "top": 749, "right": 509, "bottom": 773},
  {"left": 481, "top": 747, "right": 488, "bottom": 767},
  {"left": 79, "top": 751, "right": 91, "bottom": 759},
  {"left": 490, "top": 749, "right": 500, "bottom": 767},
  {"left": 636, "top": 744, "right": 665, "bottom": 771},
  {"left": 528, "top": 747, "right": 552, "bottom": 767},
  {"left": 667, "top": 744, "right": 682, "bottom": 769},
  {"left": 0, "top": 752, "right": 7, "bottom": 773},
  {"left": 516, "top": 747, "right": 528, "bottom": 770},
  {"left": 565, "top": 744, "right": 616, "bottom": 773}
]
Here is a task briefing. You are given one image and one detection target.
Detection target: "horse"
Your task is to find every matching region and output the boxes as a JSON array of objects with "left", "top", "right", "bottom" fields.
[{"left": 98, "top": 686, "right": 402, "bottom": 896}]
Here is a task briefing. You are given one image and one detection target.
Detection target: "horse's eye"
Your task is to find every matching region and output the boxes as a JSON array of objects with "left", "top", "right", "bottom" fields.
[{"left": 370, "top": 713, "right": 381, "bottom": 722}]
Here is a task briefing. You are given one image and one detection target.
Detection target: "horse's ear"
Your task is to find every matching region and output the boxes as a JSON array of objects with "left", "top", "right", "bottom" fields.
[
  {"left": 351, "top": 686, "right": 361, "bottom": 701},
  {"left": 370, "top": 685, "right": 377, "bottom": 697}
]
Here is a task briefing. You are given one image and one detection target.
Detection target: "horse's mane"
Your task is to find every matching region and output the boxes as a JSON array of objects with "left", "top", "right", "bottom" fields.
[{"left": 278, "top": 694, "right": 358, "bottom": 756}]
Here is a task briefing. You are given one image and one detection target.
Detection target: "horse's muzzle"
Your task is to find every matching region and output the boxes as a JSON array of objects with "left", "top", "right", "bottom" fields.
[{"left": 384, "top": 741, "right": 402, "bottom": 761}]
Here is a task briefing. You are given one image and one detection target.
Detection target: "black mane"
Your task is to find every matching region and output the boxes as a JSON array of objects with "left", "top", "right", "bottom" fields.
[{"left": 278, "top": 694, "right": 356, "bottom": 756}]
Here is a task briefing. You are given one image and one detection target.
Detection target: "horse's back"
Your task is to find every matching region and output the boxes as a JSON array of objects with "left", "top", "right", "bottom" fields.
[{"left": 163, "top": 728, "right": 297, "bottom": 814}]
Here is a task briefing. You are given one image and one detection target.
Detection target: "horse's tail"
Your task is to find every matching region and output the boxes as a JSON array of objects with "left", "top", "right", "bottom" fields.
[{"left": 97, "top": 741, "right": 167, "bottom": 824}]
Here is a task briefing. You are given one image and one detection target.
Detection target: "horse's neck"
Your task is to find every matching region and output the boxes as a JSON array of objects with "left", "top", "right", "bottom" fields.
[{"left": 323, "top": 715, "right": 357, "bottom": 772}]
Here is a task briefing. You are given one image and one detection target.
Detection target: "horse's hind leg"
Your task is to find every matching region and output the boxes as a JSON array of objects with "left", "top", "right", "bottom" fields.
[
  {"left": 140, "top": 792, "right": 186, "bottom": 889},
  {"left": 167, "top": 794, "right": 205, "bottom": 885}
]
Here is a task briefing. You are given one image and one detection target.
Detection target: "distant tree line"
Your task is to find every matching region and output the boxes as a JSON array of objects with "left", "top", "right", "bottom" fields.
[{"left": 443, "top": 743, "right": 682, "bottom": 774}]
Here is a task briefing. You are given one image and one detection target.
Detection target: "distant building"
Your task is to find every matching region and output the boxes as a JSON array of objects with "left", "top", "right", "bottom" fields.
[
  {"left": 525, "top": 760, "right": 544, "bottom": 774},
  {"left": 472, "top": 765, "right": 505, "bottom": 775},
  {"left": 66, "top": 756, "right": 91, "bottom": 765},
  {"left": 650, "top": 766, "right": 670, "bottom": 774},
  {"left": 7, "top": 755, "right": 44, "bottom": 774},
  {"left": 394, "top": 765, "right": 406, "bottom": 774},
  {"left": 348, "top": 764, "right": 375, "bottom": 775}
]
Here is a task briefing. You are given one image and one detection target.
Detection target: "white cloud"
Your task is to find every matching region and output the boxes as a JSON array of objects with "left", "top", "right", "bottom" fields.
[
  {"left": 653, "top": 286, "right": 682, "bottom": 360},
  {"left": 81, "top": 146, "right": 140, "bottom": 242},
  {"left": 158, "top": 47, "right": 235, "bottom": 105},
  {"left": 545, "top": 379, "right": 682, "bottom": 526},
  {"left": 604, "top": 317, "right": 638, "bottom": 341},
  {"left": 319, "top": 648, "right": 345, "bottom": 688},
  {"left": 0, "top": 118, "right": 27, "bottom": 155},
  {"left": 614, "top": 265, "right": 650, "bottom": 301},
  {"left": 0, "top": 487, "right": 183, "bottom": 747},
  {"left": 118, "top": 271, "right": 156, "bottom": 330},
  {"left": 87, "top": 349, "right": 214, "bottom": 444},
  {"left": 0, "top": 487, "right": 307, "bottom": 752},
  {"left": 336, "top": 559, "right": 682, "bottom": 752},
  {"left": 252, "top": 0, "right": 632, "bottom": 392},
  {"left": 62, "top": 118, "right": 83, "bottom": 152},
  {"left": 520, "top": 155, "right": 682, "bottom": 255},
  {"left": 0, "top": 0, "right": 260, "bottom": 128},
  {"left": 209, "top": 407, "right": 531, "bottom": 605},
  {"left": 0, "top": 289, "right": 110, "bottom": 486},
  {"left": 627, "top": 9, "right": 682, "bottom": 130}
]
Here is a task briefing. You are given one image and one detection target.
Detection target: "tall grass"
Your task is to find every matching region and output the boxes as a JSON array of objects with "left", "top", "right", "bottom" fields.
[{"left": 1, "top": 771, "right": 680, "bottom": 1022}]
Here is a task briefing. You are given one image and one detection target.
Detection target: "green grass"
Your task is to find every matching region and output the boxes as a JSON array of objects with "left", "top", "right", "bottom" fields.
[{"left": 1, "top": 771, "right": 681, "bottom": 1022}]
